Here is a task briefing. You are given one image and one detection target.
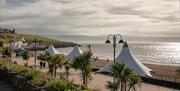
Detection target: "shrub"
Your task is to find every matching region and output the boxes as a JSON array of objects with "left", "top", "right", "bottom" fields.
[
  {"left": 0, "top": 61, "right": 99, "bottom": 91},
  {"left": 2, "top": 47, "right": 12, "bottom": 57},
  {"left": 31, "top": 73, "right": 54, "bottom": 88},
  {"left": 48, "top": 80, "right": 73, "bottom": 91}
]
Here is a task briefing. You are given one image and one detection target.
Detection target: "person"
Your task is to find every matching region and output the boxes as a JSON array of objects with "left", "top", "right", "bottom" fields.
[
  {"left": 13, "top": 61, "right": 17, "bottom": 64},
  {"left": 40, "top": 61, "right": 42, "bottom": 69},
  {"left": 106, "top": 58, "right": 108, "bottom": 61},
  {"left": 43, "top": 62, "right": 46, "bottom": 68}
]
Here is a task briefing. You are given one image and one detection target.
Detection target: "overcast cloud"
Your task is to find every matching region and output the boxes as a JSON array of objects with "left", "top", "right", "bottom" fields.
[{"left": 0, "top": 0, "right": 180, "bottom": 42}]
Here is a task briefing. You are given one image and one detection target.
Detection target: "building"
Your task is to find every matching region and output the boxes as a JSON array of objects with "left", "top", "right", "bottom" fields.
[{"left": 0, "top": 28, "right": 16, "bottom": 34}]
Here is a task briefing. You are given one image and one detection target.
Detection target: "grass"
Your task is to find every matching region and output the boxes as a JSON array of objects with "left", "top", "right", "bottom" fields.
[{"left": 0, "top": 33, "right": 74, "bottom": 47}]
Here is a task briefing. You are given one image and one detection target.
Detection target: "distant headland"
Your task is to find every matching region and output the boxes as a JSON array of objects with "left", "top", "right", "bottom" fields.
[{"left": 0, "top": 28, "right": 75, "bottom": 50}]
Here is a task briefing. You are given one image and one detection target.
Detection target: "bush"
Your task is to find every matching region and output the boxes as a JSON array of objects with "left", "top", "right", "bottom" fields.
[
  {"left": 2, "top": 47, "right": 12, "bottom": 57},
  {"left": 0, "top": 61, "right": 45, "bottom": 85},
  {"left": 48, "top": 80, "right": 99, "bottom": 91},
  {"left": 0, "top": 61, "right": 99, "bottom": 91},
  {"left": 31, "top": 74, "right": 52, "bottom": 87},
  {"left": 48, "top": 80, "right": 73, "bottom": 91}
]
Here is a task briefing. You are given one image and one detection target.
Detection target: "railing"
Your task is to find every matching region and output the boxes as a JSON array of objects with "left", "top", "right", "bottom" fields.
[{"left": 142, "top": 75, "right": 180, "bottom": 90}]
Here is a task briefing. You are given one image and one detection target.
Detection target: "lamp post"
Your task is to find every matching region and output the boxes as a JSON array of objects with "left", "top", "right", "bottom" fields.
[
  {"left": 33, "top": 38, "right": 38, "bottom": 69},
  {"left": 105, "top": 34, "right": 124, "bottom": 91}
]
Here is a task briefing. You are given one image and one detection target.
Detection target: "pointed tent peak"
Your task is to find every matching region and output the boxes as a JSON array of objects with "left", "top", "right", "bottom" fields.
[
  {"left": 98, "top": 41, "right": 152, "bottom": 77},
  {"left": 123, "top": 41, "right": 128, "bottom": 48},
  {"left": 66, "top": 44, "right": 83, "bottom": 60},
  {"left": 47, "top": 44, "right": 61, "bottom": 55},
  {"left": 115, "top": 43, "right": 152, "bottom": 77}
]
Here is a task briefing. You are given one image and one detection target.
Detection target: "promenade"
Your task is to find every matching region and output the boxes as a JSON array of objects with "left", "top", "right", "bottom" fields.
[{"left": 10, "top": 57, "right": 180, "bottom": 91}]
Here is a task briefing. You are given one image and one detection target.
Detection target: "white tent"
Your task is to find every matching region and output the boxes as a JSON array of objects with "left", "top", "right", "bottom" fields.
[
  {"left": 66, "top": 45, "right": 83, "bottom": 60},
  {"left": 10, "top": 42, "right": 23, "bottom": 50},
  {"left": 46, "top": 44, "right": 61, "bottom": 55},
  {"left": 97, "top": 42, "right": 152, "bottom": 77}
]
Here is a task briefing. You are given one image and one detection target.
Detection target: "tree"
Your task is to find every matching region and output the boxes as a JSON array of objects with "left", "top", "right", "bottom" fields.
[
  {"left": 106, "top": 81, "right": 118, "bottom": 91},
  {"left": 64, "top": 61, "right": 71, "bottom": 81},
  {"left": 122, "top": 67, "right": 133, "bottom": 91},
  {"left": 44, "top": 51, "right": 54, "bottom": 76},
  {"left": 2, "top": 47, "right": 12, "bottom": 58},
  {"left": 111, "top": 62, "right": 125, "bottom": 91},
  {"left": 51, "top": 55, "right": 64, "bottom": 77},
  {"left": 127, "top": 75, "right": 140, "bottom": 91},
  {"left": 72, "top": 51, "right": 92, "bottom": 86},
  {"left": 22, "top": 50, "right": 30, "bottom": 66},
  {"left": 107, "top": 62, "right": 140, "bottom": 91}
]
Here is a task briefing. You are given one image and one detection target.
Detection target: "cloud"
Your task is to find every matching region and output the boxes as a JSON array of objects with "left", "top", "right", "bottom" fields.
[
  {"left": 0, "top": 0, "right": 6, "bottom": 8},
  {"left": 0, "top": 0, "right": 179, "bottom": 40}
]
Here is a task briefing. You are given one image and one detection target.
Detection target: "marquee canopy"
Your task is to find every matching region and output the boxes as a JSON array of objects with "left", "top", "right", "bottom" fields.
[
  {"left": 46, "top": 44, "right": 61, "bottom": 55},
  {"left": 97, "top": 42, "right": 152, "bottom": 77},
  {"left": 66, "top": 45, "right": 83, "bottom": 60}
]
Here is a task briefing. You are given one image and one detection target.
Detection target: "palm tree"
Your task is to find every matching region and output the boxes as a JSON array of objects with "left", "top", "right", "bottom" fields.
[
  {"left": 106, "top": 81, "right": 118, "bottom": 91},
  {"left": 64, "top": 61, "right": 71, "bottom": 81},
  {"left": 127, "top": 75, "right": 141, "bottom": 91},
  {"left": 107, "top": 62, "right": 140, "bottom": 91},
  {"left": 22, "top": 50, "right": 30, "bottom": 67},
  {"left": 72, "top": 51, "right": 92, "bottom": 86},
  {"left": 111, "top": 62, "right": 125, "bottom": 91},
  {"left": 122, "top": 67, "right": 133, "bottom": 91},
  {"left": 51, "top": 55, "right": 64, "bottom": 77},
  {"left": 44, "top": 51, "right": 54, "bottom": 76}
]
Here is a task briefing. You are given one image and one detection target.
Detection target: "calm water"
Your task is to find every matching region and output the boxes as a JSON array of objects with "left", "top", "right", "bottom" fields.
[{"left": 58, "top": 43, "right": 180, "bottom": 65}]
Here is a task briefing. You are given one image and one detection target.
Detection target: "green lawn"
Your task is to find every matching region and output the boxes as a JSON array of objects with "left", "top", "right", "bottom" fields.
[{"left": 0, "top": 33, "right": 74, "bottom": 47}]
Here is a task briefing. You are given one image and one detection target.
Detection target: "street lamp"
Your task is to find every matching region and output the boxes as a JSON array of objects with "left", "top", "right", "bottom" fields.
[
  {"left": 105, "top": 34, "right": 124, "bottom": 63},
  {"left": 33, "top": 38, "right": 38, "bottom": 69},
  {"left": 105, "top": 34, "right": 124, "bottom": 91}
]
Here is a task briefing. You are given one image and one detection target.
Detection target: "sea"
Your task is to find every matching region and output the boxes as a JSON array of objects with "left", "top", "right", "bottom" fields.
[{"left": 57, "top": 43, "right": 180, "bottom": 65}]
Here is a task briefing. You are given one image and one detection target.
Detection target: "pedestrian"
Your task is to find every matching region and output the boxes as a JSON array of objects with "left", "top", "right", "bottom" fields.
[
  {"left": 40, "top": 61, "right": 42, "bottom": 69},
  {"left": 43, "top": 62, "right": 46, "bottom": 68}
]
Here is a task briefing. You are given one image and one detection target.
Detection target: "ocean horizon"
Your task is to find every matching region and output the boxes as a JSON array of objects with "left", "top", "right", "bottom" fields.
[{"left": 58, "top": 43, "right": 180, "bottom": 65}]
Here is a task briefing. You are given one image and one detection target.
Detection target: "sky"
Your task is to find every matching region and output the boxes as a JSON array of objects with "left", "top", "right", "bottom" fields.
[{"left": 0, "top": 0, "right": 180, "bottom": 43}]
